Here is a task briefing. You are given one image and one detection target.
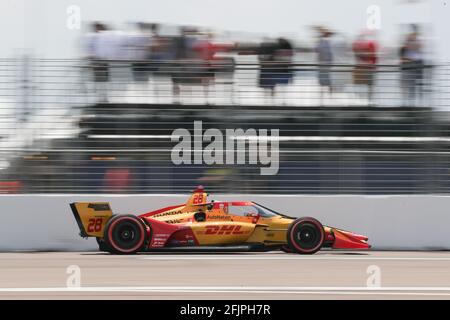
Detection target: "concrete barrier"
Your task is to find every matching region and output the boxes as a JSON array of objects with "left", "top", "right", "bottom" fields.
[{"left": 0, "top": 194, "right": 449, "bottom": 251}]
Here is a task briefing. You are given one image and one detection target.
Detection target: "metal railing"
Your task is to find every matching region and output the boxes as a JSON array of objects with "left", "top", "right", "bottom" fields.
[{"left": 0, "top": 57, "right": 448, "bottom": 194}]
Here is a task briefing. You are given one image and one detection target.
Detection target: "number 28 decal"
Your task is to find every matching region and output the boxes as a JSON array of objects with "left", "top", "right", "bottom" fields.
[
  {"left": 192, "top": 194, "right": 204, "bottom": 204},
  {"left": 87, "top": 218, "right": 103, "bottom": 232}
]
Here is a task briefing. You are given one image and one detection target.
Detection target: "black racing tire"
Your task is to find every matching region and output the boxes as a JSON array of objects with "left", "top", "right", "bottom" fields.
[
  {"left": 96, "top": 214, "right": 115, "bottom": 253},
  {"left": 103, "top": 215, "right": 147, "bottom": 254},
  {"left": 280, "top": 245, "right": 293, "bottom": 253},
  {"left": 96, "top": 237, "right": 114, "bottom": 253},
  {"left": 287, "top": 217, "right": 325, "bottom": 254}
]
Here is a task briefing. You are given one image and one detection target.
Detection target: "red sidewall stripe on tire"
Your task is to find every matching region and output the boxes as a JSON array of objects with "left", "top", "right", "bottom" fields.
[
  {"left": 108, "top": 217, "right": 145, "bottom": 253},
  {"left": 289, "top": 219, "right": 324, "bottom": 253}
]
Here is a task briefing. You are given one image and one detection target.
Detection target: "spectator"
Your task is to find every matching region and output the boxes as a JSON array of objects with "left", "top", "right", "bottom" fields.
[
  {"left": 258, "top": 38, "right": 294, "bottom": 102},
  {"left": 171, "top": 27, "right": 201, "bottom": 103},
  {"left": 315, "top": 26, "right": 334, "bottom": 105},
  {"left": 400, "top": 24, "right": 425, "bottom": 107},
  {"left": 194, "top": 32, "right": 218, "bottom": 103},
  {"left": 352, "top": 30, "right": 378, "bottom": 105},
  {"left": 194, "top": 31, "right": 235, "bottom": 104},
  {"left": 331, "top": 33, "right": 353, "bottom": 94},
  {"left": 84, "top": 22, "right": 114, "bottom": 102},
  {"left": 127, "top": 22, "right": 152, "bottom": 83},
  {"left": 148, "top": 24, "right": 177, "bottom": 102},
  {"left": 148, "top": 23, "right": 169, "bottom": 75}
]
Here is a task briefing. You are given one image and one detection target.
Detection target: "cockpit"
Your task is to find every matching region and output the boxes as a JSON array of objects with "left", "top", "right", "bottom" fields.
[{"left": 220, "top": 202, "right": 279, "bottom": 218}]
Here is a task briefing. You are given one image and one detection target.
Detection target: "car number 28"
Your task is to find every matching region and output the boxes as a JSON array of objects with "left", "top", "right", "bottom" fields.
[{"left": 87, "top": 218, "right": 103, "bottom": 232}]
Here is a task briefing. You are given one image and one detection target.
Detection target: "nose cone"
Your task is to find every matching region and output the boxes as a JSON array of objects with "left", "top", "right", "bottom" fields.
[{"left": 330, "top": 228, "right": 370, "bottom": 250}]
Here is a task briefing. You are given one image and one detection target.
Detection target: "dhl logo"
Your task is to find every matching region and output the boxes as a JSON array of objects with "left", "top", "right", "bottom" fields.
[{"left": 204, "top": 225, "right": 246, "bottom": 235}]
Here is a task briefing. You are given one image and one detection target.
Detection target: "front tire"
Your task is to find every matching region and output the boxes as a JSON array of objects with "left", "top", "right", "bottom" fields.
[
  {"left": 287, "top": 217, "right": 325, "bottom": 254},
  {"left": 103, "top": 215, "right": 147, "bottom": 254}
]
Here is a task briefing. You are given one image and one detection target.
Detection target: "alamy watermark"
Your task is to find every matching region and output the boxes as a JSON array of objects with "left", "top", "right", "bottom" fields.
[
  {"left": 66, "top": 265, "right": 81, "bottom": 288},
  {"left": 366, "top": 265, "right": 381, "bottom": 287},
  {"left": 66, "top": 5, "right": 81, "bottom": 30},
  {"left": 366, "top": 5, "right": 381, "bottom": 31},
  {"left": 171, "top": 121, "right": 279, "bottom": 175}
]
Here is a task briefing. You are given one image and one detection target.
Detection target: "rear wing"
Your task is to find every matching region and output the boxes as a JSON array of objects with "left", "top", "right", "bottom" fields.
[{"left": 70, "top": 202, "right": 113, "bottom": 238}]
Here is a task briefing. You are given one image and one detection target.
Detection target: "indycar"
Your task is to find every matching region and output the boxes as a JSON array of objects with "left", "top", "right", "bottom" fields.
[{"left": 70, "top": 186, "right": 370, "bottom": 254}]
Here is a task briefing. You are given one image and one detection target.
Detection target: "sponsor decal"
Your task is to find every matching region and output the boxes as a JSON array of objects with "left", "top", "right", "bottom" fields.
[
  {"left": 153, "top": 210, "right": 183, "bottom": 218},
  {"left": 165, "top": 219, "right": 182, "bottom": 224},
  {"left": 200, "top": 225, "right": 248, "bottom": 235},
  {"left": 207, "top": 214, "right": 231, "bottom": 220},
  {"left": 152, "top": 233, "right": 171, "bottom": 247}
]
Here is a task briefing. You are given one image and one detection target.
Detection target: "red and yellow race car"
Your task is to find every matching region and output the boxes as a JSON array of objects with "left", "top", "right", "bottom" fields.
[{"left": 71, "top": 186, "right": 370, "bottom": 254}]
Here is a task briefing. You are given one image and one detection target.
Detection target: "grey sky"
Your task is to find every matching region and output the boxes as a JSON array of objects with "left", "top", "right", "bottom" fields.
[{"left": 1, "top": 0, "right": 448, "bottom": 60}]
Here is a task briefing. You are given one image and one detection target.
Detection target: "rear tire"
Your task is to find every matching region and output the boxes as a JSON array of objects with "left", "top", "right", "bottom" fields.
[
  {"left": 104, "top": 215, "right": 147, "bottom": 254},
  {"left": 96, "top": 237, "right": 110, "bottom": 252},
  {"left": 287, "top": 217, "right": 325, "bottom": 254},
  {"left": 280, "top": 245, "right": 293, "bottom": 253},
  {"left": 96, "top": 237, "right": 119, "bottom": 253}
]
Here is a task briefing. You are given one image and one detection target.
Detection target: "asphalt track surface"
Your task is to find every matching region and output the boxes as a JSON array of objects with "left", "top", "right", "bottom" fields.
[{"left": 1, "top": 250, "right": 450, "bottom": 299}]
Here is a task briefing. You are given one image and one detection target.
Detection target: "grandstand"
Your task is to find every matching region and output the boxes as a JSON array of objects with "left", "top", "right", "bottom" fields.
[{"left": 0, "top": 57, "right": 448, "bottom": 194}]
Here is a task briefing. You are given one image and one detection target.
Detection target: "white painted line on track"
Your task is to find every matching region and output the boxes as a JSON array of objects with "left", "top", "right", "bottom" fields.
[
  {"left": 3, "top": 286, "right": 450, "bottom": 297},
  {"left": 139, "top": 255, "right": 450, "bottom": 261}
]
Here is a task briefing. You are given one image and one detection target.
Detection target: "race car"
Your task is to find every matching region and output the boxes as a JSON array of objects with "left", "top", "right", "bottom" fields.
[{"left": 70, "top": 186, "right": 370, "bottom": 254}]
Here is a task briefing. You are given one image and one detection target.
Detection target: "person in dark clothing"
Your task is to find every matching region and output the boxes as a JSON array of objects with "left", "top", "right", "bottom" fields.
[
  {"left": 258, "top": 38, "right": 294, "bottom": 98},
  {"left": 171, "top": 27, "right": 204, "bottom": 103}
]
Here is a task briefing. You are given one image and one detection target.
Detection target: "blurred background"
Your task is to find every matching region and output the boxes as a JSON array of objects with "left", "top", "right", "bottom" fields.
[{"left": 0, "top": 0, "right": 450, "bottom": 194}]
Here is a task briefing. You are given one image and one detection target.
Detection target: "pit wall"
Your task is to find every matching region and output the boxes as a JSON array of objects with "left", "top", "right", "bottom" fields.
[{"left": 1, "top": 194, "right": 448, "bottom": 251}]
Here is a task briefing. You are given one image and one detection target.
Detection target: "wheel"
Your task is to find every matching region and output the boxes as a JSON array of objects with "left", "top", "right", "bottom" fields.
[
  {"left": 280, "top": 245, "right": 293, "bottom": 253},
  {"left": 103, "top": 215, "right": 147, "bottom": 254},
  {"left": 96, "top": 237, "right": 113, "bottom": 253},
  {"left": 96, "top": 237, "right": 107, "bottom": 252},
  {"left": 287, "top": 217, "right": 325, "bottom": 254},
  {"left": 96, "top": 214, "right": 116, "bottom": 252}
]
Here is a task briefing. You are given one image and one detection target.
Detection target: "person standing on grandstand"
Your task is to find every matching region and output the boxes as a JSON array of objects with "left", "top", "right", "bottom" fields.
[
  {"left": 85, "top": 22, "right": 114, "bottom": 102},
  {"left": 171, "top": 27, "right": 202, "bottom": 103},
  {"left": 235, "top": 37, "right": 293, "bottom": 104},
  {"left": 352, "top": 30, "right": 378, "bottom": 106},
  {"left": 127, "top": 22, "right": 152, "bottom": 83},
  {"left": 194, "top": 31, "right": 217, "bottom": 104},
  {"left": 399, "top": 24, "right": 425, "bottom": 107},
  {"left": 171, "top": 27, "right": 233, "bottom": 104},
  {"left": 147, "top": 23, "right": 171, "bottom": 101},
  {"left": 123, "top": 22, "right": 154, "bottom": 102},
  {"left": 315, "top": 26, "right": 334, "bottom": 105},
  {"left": 257, "top": 38, "right": 294, "bottom": 104},
  {"left": 194, "top": 31, "right": 235, "bottom": 104}
]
